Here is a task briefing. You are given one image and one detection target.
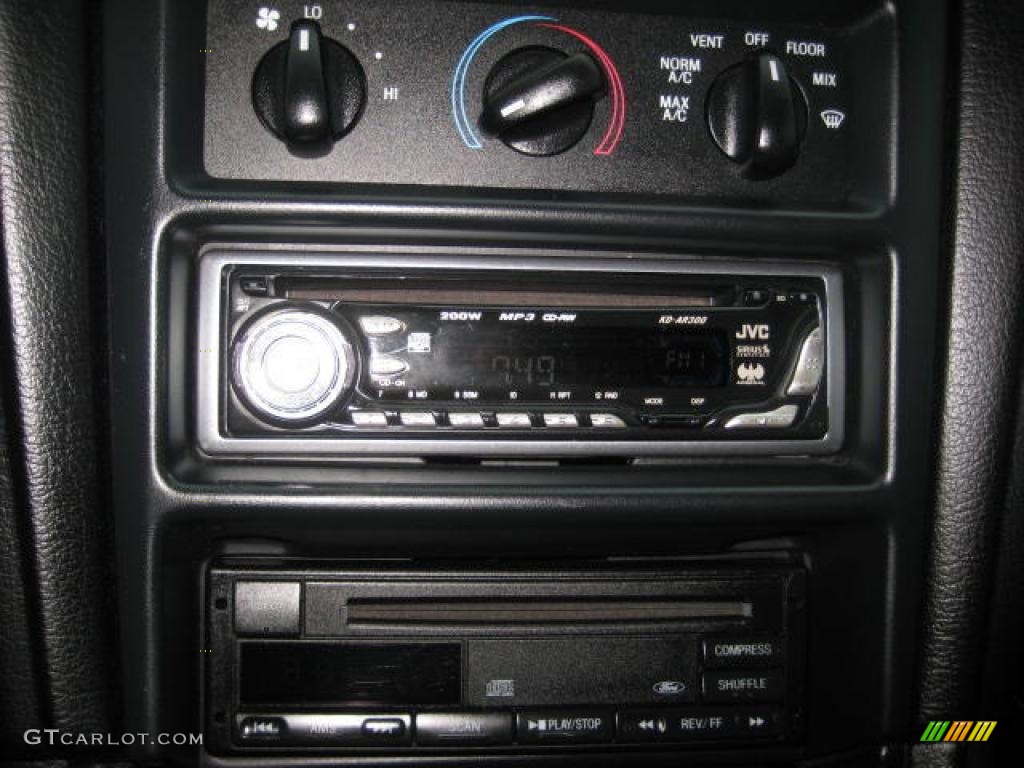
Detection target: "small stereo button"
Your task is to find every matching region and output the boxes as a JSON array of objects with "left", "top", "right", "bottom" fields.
[
  {"left": 400, "top": 411, "right": 436, "bottom": 427},
  {"left": 589, "top": 413, "right": 627, "bottom": 428},
  {"left": 351, "top": 411, "right": 389, "bottom": 427},
  {"left": 543, "top": 413, "right": 578, "bottom": 428},
  {"left": 239, "top": 276, "right": 270, "bottom": 296},
  {"left": 368, "top": 355, "right": 408, "bottom": 377},
  {"left": 516, "top": 710, "right": 613, "bottom": 744},
  {"left": 361, "top": 718, "right": 407, "bottom": 739},
  {"left": 743, "top": 289, "right": 772, "bottom": 306},
  {"left": 238, "top": 716, "right": 286, "bottom": 742},
  {"left": 640, "top": 414, "right": 706, "bottom": 429},
  {"left": 416, "top": 712, "right": 513, "bottom": 746},
  {"left": 234, "top": 581, "right": 301, "bottom": 636},
  {"left": 723, "top": 405, "right": 799, "bottom": 430},
  {"left": 730, "top": 709, "right": 784, "bottom": 738},
  {"left": 448, "top": 412, "right": 485, "bottom": 428},
  {"left": 619, "top": 709, "right": 731, "bottom": 742},
  {"left": 703, "top": 637, "right": 783, "bottom": 667},
  {"left": 358, "top": 315, "right": 405, "bottom": 336},
  {"left": 702, "top": 669, "right": 785, "bottom": 703},
  {"left": 496, "top": 413, "right": 532, "bottom": 428},
  {"left": 786, "top": 326, "right": 824, "bottom": 396},
  {"left": 264, "top": 713, "right": 412, "bottom": 746}
]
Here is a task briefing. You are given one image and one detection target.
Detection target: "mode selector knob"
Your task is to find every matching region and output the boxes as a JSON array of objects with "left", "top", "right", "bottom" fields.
[
  {"left": 252, "top": 20, "right": 366, "bottom": 151},
  {"left": 705, "top": 51, "right": 808, "bottom": 179},
  {"left": 231, "top": 306, "right": 357, "bottom": 425},
  {"left": 479, "top": 47, "right": 606, "bottom": 156}
]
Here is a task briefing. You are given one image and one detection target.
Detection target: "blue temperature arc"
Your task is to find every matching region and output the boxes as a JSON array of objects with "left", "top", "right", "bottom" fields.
[{"left": 452, "top": 15, "right": 556, "bottom": 149}]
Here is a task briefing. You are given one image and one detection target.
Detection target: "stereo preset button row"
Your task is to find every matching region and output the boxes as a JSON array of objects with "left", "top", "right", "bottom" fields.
[
  {"left": 516, "top": 710, "right": 614, "bottom": 744},
  {"left": 618, "top": 708, "right": 783, "bottom": 742},
  {"left": 415, "top": 712, "right": 513, "bottom": 746},
  {"left": 348, "top": 411, "right": 635, "bottom": 430},
  {"left": 702, "top": 669, "right": 785, "bottom": 703},
  {"left": 237, "top": 713, "right": 412, "bottom": 746}
]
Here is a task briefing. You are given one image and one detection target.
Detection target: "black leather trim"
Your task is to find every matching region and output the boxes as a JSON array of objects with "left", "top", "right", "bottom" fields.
[
  {"left": 0, "top": 0, "right": 115, "bottom": 753},
  {"left": 0, "top": 393, "right": 44, "bottom": 748},
  {"left": 915, "top": 0, "right": 1024, "bottom": 761},
  {"left": 975, "top": 357, "right": 1024, "bottom": 766}
]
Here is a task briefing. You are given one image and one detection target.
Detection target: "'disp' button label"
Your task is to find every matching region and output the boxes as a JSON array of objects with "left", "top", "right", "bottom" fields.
[{"left": 702, "top": 637, "right": 783, "bottom": 667}]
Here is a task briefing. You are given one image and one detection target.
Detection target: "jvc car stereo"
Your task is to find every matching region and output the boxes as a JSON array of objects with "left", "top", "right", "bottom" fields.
[{"left": 195, "top": 248, "right": 844, "bottom": 457}]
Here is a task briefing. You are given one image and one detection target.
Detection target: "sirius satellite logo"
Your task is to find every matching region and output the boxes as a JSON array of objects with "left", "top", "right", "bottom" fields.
[{"left": 737, "top": 362, "right": 766, "bottom": 384}]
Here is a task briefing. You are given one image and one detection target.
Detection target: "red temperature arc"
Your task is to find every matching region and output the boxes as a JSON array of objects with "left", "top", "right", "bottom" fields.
[{"left": 538, "top": 23, "right": 627, "bottom": 156}]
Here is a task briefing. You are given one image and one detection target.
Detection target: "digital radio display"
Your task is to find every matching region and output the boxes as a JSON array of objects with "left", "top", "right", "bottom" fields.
[
  {"left": 354, "top": 307, "right": 732, "bottom": 405},
  {"left": 417, "top": 325, "right": 729, "bottom": 390}
]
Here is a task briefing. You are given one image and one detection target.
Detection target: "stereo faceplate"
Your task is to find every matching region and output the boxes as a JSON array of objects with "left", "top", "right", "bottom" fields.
[
  {"left": 196, "top": 247, "right": 845, "bottom": 458},
  {"left": 205, "top": 562, "right": 806, "bottom": 755}
]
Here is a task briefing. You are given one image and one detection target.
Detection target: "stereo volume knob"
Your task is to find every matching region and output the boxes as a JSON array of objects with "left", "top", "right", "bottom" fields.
[
  {"left": 479, "top": 47, "right": 606, "bottom": 156},
  {"left": 252, "top": 20, "right": 366, "bottom": 150},
  {"left": 232, "top": 307, "right": 356, "bottom": 425},
  {"left": 705, "top": 51, "right": 808, "bottom": 179}
]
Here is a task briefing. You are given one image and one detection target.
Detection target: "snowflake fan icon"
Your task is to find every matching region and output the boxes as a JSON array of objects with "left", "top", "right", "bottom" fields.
[{"left": 256, "top": 7, "right": 281, "bottom": 31}]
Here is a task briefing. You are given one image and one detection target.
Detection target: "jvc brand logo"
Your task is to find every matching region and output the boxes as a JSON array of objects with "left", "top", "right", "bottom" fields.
[{"left": 736, "top": 324, "right": 771, "bottom": 340}]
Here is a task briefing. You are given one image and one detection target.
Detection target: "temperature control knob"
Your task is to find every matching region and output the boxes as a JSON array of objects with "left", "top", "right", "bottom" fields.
[
  {"left": 705, "top": 51, "right": 808, "bottom": 179},
  {"left": 232, "top": 307, "right": 356, "bottom": 425},
  {"left": 479, "top": 47, "right": 606, "bottom": 156},
  {"left": 252, "top": 20, "right": 366, "bottom": 150}
]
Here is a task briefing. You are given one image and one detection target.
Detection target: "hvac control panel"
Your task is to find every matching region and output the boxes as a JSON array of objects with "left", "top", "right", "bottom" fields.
[{"left": 204, "top": 0, "right": 894, "bottom": 204}]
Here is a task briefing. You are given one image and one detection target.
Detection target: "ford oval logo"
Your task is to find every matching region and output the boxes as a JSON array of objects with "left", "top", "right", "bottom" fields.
[{"left": 653, "top": 680, "right": 688, "bottom": 696}]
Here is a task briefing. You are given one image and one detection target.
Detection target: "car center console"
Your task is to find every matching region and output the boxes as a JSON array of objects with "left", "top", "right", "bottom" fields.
[{"left": 101, "top": 0, "right": 948, "bottom": 766}]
